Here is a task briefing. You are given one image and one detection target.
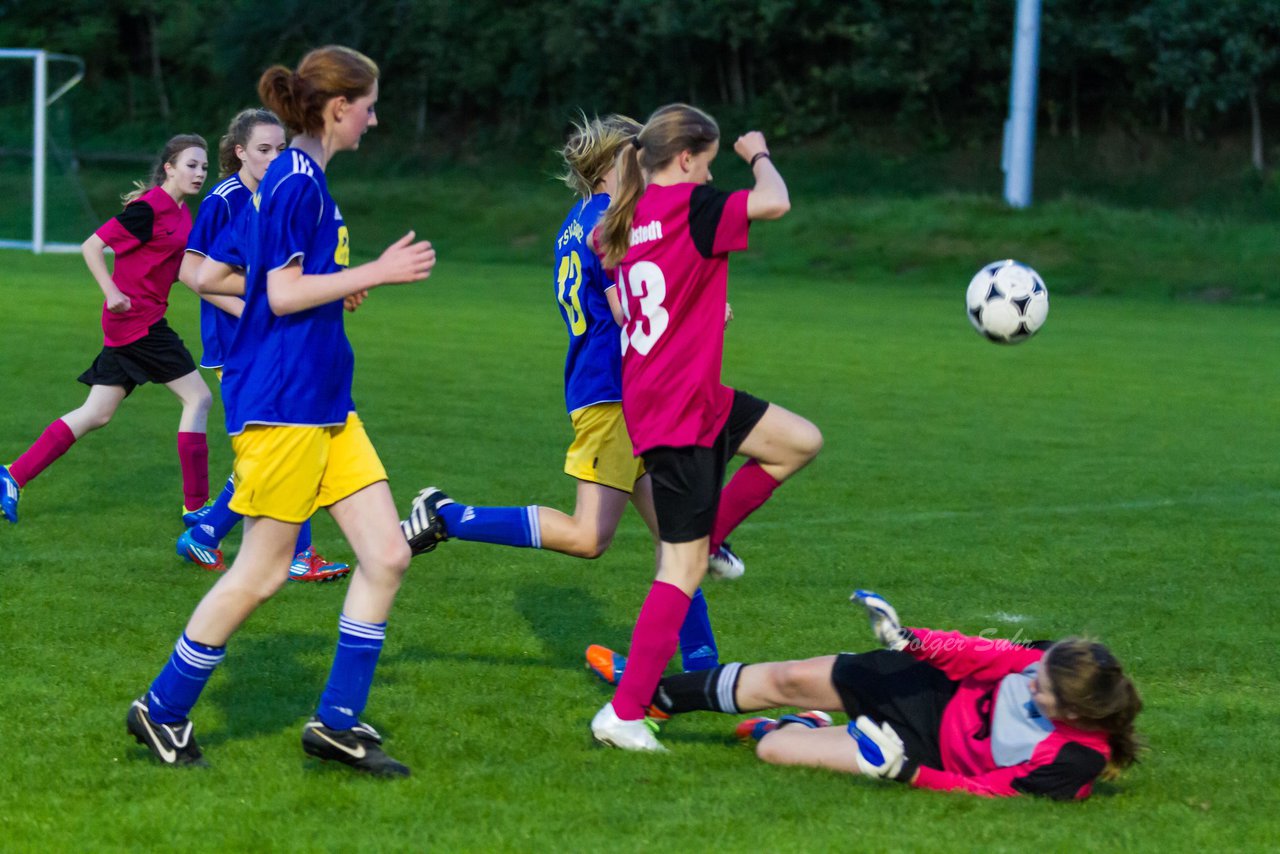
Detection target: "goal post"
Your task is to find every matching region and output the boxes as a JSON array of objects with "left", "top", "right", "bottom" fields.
[{"left": 0, "top": 48, "right": 85, "bottom": 253}]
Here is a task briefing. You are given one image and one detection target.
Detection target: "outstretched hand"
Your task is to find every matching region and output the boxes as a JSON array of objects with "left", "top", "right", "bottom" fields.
[
  {"left": 375, "top": 231, "right": 436, "bottom": 286},
  {"left": 850, "top": 589, "right": 913, "bottom": 652}
]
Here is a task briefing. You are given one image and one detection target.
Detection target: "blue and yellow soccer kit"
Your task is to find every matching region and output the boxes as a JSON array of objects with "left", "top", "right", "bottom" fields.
[
  {"left": 222, "top": 149, "right": 384, "bottom": 521},
  {"left": 554, "top": 194, "right": 644, "bottom": 492}
]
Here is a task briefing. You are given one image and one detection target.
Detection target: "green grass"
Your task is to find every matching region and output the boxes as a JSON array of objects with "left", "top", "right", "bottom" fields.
[{"left": 0, "top": 182, "right": 1277, "bottom": 851}]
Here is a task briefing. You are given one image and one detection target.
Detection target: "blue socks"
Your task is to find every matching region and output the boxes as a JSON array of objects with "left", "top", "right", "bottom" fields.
[
  {"left": 147, "top": 633, "right": 226, "bottom": 724},
  {"left": 190, "top": 477, "right": 241, "bottom": 549},
  {"left": 438, "top": 502, "right": 539, "bottom": 548},
  {"left": 189, "top": 476, "right": 312, "bottom": 555},
  {"left": 317, "top": 615, "right": 386, "bottom": 730},
  {"left": 678, "top": 588, "right": 719, "bottom": 671}
]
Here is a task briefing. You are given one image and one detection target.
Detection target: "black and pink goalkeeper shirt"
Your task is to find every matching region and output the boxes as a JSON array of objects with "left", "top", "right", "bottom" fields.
[
  {"left": 93, "top": 185, "right": 192, "bottom": 346},
  {"left": 611, "top": 183, "right": 750, "bottom": 455},
  {"left": 904, "top": 628, "right": 1113, "bottom": 800}
]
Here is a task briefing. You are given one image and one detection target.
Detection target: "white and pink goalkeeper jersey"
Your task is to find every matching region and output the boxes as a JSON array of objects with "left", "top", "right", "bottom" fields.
[{"left": 610, "top": 183, "right": 750, "bottom": 454}]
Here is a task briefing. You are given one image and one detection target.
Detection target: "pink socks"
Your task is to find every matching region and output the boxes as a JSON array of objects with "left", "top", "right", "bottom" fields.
[
  {"left": 177, "top": 432, "right": 209, "bottom": 512},
  {"left": 612, "top": 581, "right": 692, "bottom": 720},
  {"left": 9, "top": 419, "right": 76, "bottom": 486},
  {"left": 710, "top": 459, "right": 780, "bottom": 551}
]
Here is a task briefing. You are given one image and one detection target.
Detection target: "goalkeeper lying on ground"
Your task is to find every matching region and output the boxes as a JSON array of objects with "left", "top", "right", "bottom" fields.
[{"left": 586, "top": 591, "right": 1142, "bottom": 800}]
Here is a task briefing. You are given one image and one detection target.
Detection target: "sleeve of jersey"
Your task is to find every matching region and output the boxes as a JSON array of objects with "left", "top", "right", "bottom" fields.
[
  {"left": 913, "top": 742, "right": 1105, "bottom": 800},
  {"left": 96, "top": 201, "right": 155, "bottom": 254},
  {"left": 208, "top": 206, "right": 249, "bottom": 268},
  {"left": 903, "top": 628, "right": 1045, "bottom": 681},
  {"left": 186, "top": 196, "right": 231, "bottom": 257},
  {"left": 688, "top": 186, "right": 750, "bottom": 258},
  {"left": 260, "top": 175, "right": 321, "bottom": 273}
]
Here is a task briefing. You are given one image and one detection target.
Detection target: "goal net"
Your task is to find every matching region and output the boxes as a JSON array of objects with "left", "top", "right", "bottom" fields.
[{"left": 0, "top": 49, "right": 92, "bottom": 252}]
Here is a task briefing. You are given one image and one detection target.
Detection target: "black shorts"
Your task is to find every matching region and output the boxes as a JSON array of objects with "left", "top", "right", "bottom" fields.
[
  {"left": 78, "top": 319, "right": 197, "bottom": 396},
  {"left": 830, "top": 650, "right": 958, "bottom": 771},
  {"left": 643, "top": 390, "right": 770, "bottom": 543}
]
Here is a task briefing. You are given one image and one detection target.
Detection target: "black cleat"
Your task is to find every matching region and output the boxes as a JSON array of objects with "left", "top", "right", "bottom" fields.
[
  {"left": 301, "top": 716, "right": 410, "bottom": 777},
  {"left": 400, "top": 487, "right": 452, "bottom": 556},
  {"left": 126, "top": 694, "right": 207, "bottom": 766}
]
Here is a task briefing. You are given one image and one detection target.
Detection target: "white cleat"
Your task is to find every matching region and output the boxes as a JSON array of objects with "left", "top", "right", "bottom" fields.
[
  {"left": 707, "top": 542, "right": 745, "bottom": 580},
  {"left": 591, "top": 702, "right": 667, "bottom": 752}
]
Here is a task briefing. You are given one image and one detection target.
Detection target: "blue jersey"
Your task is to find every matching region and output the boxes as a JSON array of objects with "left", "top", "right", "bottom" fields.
[
  {"left": 555, "top": 194, "right": 620, "bottom": 413},
  {"left": 222, "top": 149, "right": 355, "bottom": 435},
  {"left": 187, "top": 174, "right": 249, "bottom": 368}
]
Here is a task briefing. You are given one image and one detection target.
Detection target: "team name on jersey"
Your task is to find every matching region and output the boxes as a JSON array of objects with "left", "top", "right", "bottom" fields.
[
  {"left": 630, "top": 220, "right": 662, "bottom": 246},
  {"left": 557, "top": 219, "right": 584, "bottom": 250}
]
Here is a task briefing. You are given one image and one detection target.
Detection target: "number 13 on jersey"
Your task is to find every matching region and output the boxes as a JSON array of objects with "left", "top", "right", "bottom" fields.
[{"left": 618, "top": 261, "right": 669, "bottom": 356}]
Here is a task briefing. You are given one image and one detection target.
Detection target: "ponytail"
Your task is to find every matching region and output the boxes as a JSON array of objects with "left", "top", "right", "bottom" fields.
[
  {"left": 597, "top": 103, "right": 720, "bottom": 268},
  {"left": 259, "top": 46, "right": 378, "bottom": 137},
  {"left": 597, "top": 142, "right": 645, "bottom": 268}
]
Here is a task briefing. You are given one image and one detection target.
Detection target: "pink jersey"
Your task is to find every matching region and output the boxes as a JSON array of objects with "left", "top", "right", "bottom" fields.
[
  {"left": 612, "top": 183, "right": 750, "bottom": 454},
  {"left": 904, "top": 628, "right": 1113, "bottom": 799},
  {"left": 94, "top": 185, "right": 192, "bottom": 346}
]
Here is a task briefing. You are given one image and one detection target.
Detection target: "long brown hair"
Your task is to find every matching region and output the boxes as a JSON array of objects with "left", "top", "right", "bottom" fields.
[
  {"left": 217, "top": 108, "right": 283, "bottom": 178},
  {"left": 258, "top": 45, "right": 379, "bottom": 137},
  {"left": 560, "top": 113, "right": 642, "bottom": 199},
  {"left": 122, "top": 134, "right": 207, "bottom": 205},
  {"left": 1045, "top": 638, "right": 1144, "bottom": 780},
  {"left": 597, "top": 103, "right": 719, "bottom": 268}
]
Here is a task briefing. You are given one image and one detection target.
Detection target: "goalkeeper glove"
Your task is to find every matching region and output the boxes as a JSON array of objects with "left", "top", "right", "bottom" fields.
[
  {"left": 848, "top": 715, "right": 913, "bottom": 781},
  {"left": 850, "top": 589, "right": 915, "bottom": 651}
]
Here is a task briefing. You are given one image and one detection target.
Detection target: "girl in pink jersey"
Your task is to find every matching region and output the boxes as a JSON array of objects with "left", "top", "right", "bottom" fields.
[
  {"left": 0, "top": 135, "right": 213, "bottom": 525},
  {"left": 622, "top": 590, "right": 1143, "bottom": 800},
  {"left": 589, "top": 104, "right": 823, "bottom": 750}
]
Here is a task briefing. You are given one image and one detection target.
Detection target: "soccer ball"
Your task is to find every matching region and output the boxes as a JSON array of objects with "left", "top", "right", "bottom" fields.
[{"left": 965, "top": 260, "right": 1049, "bottom": 344}]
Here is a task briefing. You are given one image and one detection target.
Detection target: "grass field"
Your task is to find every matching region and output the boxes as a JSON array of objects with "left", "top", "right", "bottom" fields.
[{"left": 0, "top": 174, "right": 1277, "bottom": 852}]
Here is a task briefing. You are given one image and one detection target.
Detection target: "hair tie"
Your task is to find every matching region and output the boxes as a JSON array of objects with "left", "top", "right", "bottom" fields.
[{"left": 632, "top": 137, "right": 642, "bottom": 150}]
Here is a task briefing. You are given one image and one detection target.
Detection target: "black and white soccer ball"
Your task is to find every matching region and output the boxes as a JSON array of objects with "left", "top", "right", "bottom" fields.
[{"left": 965, "top": 260, "right": 1049, "bottom": 344}]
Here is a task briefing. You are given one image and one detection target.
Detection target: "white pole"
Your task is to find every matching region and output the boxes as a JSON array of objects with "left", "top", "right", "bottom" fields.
[
  {"left": 32, "top": 49, "right": 46, "bottom": 253},
  {"left": 1003, "top": 0, "right": 1041, "bottom": 209}
]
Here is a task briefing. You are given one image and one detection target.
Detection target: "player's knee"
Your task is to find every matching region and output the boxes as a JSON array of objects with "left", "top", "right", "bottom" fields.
[
  {"left": 379, "top": 536, "right": 412, "bottom": 575},
  {"left": 80, "top": 408, "right": 114, "bottom": 431},
  {"left": 572, "top": 531, "right": 613, "bottom": 559},
  {"left": 755, "top": 731, "right": 788, "bottom": 765},
  {"left": 795, "top": 421, "right": 823, "bottom": 462}
]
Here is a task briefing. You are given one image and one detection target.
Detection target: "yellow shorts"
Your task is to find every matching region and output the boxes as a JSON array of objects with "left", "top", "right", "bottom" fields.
[
  {"left": 563, "top": 402, "right": 645, "bottom": 493},
  {"left": 228, "top": 412, "right": 388, "bottom": 522}
]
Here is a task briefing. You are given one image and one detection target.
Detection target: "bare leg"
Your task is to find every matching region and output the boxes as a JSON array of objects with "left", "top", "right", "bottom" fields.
[
  {"left": 734, "top": 403, "right": 823, "bottom": 483},
  {"left": 328, "top": 481, "right": 412, "bottom": 624},
  {"left": 756, "top": 725, "right": 863, "bottom": 773},
  {"left": 60, "top": 385, "right": 128, "bottom": 438},
  {"left": 536, "top": 480, "right": 633, "bottom": 558},
  {"left": 163, "top": 370, "right": 213, "bottom": 433},
  {"left": 185, "top": 516, "right": 300, "bottom": 645},
  {"left": 733, "top": 656, "right": 844, "bottom": 711}
]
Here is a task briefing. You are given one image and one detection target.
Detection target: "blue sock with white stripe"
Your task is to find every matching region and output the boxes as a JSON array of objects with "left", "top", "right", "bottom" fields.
[
  {"left": 146, "top": 633, "right": 227, "bottom": 724},
  {"left": 190, "top": 476, "right": 241, "bottom": 549},
  {"left": 437, "top": 502, "right": 539, "bottom": 548},
  {"left": 316, "top": 615, "right": 386, "bottom": 731},
  {"left": 678, "top": 588, "right": 719, "bottom": 671}
]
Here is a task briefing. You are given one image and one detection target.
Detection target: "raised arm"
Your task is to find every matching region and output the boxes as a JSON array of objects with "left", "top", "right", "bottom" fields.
[
  {"left": 734, "top": 132, "right": 790, "bottom": 221},
  {"left": 266, "top": 231, "right": 435, "bottom": 316}
]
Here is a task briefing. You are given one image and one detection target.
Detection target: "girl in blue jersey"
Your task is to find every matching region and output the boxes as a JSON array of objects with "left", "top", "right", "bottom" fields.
[
  {"left": 175, "top": 107, "right": 348, "bottom": 583},
  {"left": 127, "top": 45, "right": 436, "bottom": 777},
  {"left": 400, "top": 115, "right": 721, "bottom": 672}
]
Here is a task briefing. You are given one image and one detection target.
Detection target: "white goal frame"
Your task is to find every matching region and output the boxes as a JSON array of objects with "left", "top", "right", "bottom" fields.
[{"left": 0, "top": 48, "right": 85, "bottom": 253}]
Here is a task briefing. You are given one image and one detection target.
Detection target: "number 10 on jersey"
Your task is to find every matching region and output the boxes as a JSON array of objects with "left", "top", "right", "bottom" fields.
[{"left": 618, "top": 261, "right": 669, "bottom": 356}]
